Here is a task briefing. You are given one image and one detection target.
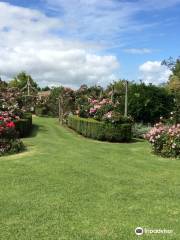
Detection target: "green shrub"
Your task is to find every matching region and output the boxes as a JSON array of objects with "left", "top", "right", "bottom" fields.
[
  {"left": 14, "top": 113, "right": 32, "bottom": 137},
  {"left": 104, "top": 123, "right": 132, "bottom": 142},
  {"left": 35, "top": 106, "right": 48, "bottom": 116},
  {"left": 133, "top": 123, "right": 151, "bottom": 139},
  {"left": 68, "top": 115, "right": 132, "bottom": 142}
]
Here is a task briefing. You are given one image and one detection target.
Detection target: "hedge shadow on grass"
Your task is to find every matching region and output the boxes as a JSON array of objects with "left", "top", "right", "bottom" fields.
[
  {"left": 29, "top": 124, "right": 48, "bottom": 138},
  {"left": 130, "top": 138, "right": 145, "bottom": 143},
  {"left": 28, "top": 124, "right": 39, "bottom": 138}
]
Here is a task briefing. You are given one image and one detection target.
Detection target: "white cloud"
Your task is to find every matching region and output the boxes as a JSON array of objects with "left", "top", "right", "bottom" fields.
[
  {"left": 0, "top": 2, "right": 119, "bottom": 88},
  {"left": 44, "top": 0, "right": 180, "bottom": 47},
  {"left": 124, "top": 48, "right": 152, "bottom": 54},
  {"left": 139, "top": 61, "right": 171, "bottom": 84}
]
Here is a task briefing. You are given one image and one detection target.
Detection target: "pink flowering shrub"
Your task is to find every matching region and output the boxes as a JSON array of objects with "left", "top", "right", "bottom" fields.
[
  {"left": 0, "top": 111, "right": 24, "bottom": 156},
  {"left": 88, "top": 98, "right": 113, "bottom": 120},
  {"left": 76, "top": 97, "right": 133, "bottom": 125},
  {"left": 145, "top": 122, "right": 180, "bottom": 158},
  {"left": 76, "top": 97, "right": 113, "bottom": 119},
  {"left": 103, "top": 111, "right": 133, "bottom": 124}
]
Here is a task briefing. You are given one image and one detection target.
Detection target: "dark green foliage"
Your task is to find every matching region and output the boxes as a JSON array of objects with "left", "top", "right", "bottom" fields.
[
  {"left": 9, "top": 139, "right": 25, "bottom": 153},
  {"left": 103, "top": 123, "right": 132, "bottom": 142},
  {"left": 44, "top": 86, "right": 76, "bottom": 117},
  {"left": 76, "top": 84, "right": 103, "bottom": 99},
  {"left": 68, "top": 115, "right": 132, "bottom": 142},
  {"left": 128, "top": 83, "right": 174, "bottom": 123},
  {"left": 107, "top": 80, "right": 174, "bottom": 123},
  {"left": 14, "top": 113, "right": 32, "bottom": 137},
  {"left": 106, "top": 80, "right": 126, "bottom": 111},
  {"left": 162, "top": 57, "right": 180, "bottom": 122},
  {"left": 41, "top": 86, "right": 51, "bottom": 91},
  {"left": 9, "top": 72, "right": 39, "bottom": 90},
  {"left": 35, "top": 106, "right": 48, "bottom": 116},
  {"left": 0, "top": 78, "right": 8, "bottom": 90},
  {"left": 94, "top": 104, "right": 113, "bottom": 121},
  {"left": 132, "top": 123, "right": 151, "bottom": 139},
  {"left": 68, "top": 116, "right": 104, "bottom": 140},
  {"left": 49, "top": 87, "right": 63, "bottom": 116},
  {"left": 0, "top": 139, "right": 24, "bottom": 156},
  {"left": 78, "top": 105, "right": 90, "bottom": 118},
  {"left": 162, "top": 57, "right": 180, "bottom": 76}
]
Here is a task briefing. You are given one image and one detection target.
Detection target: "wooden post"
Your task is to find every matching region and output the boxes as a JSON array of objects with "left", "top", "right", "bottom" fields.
[
  {"left": 58, "top": 97, "right": 61, "bottom": 123},
  {"left": 27, "top": 77, "right": 30, "bottom": 96},
  {"left": 60, "top": 95, "right": 63, "bottom": 124},
  {"left": 58, "top": 95, "right": 63, "bottom": 124},
  {"left": 100, "top": 89, "right": 102, "bottom": 99},
  {"left": 124, "top": 80, "right": 128, "bottom": 117},
  {"left": 111, "top": 86, "right": 114, "bottom": 102}
]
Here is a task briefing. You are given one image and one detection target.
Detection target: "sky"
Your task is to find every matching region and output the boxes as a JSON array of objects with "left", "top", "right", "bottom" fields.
[{"left": 0, "top": 0, "right": 180, "bottom": 88}]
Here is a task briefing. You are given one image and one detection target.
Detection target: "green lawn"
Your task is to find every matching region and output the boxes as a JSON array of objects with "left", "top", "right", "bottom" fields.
[{"left": 0, "top": 117, "right": 180, "bottom": 240}]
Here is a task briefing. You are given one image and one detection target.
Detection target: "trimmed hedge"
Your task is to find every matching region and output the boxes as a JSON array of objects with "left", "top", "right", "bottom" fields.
[
  {"left": 14, "top": 113, "right": 32, "bottom": 137},
  {"left": 68, "top": 115, "right": 132, "bottom": 142}
]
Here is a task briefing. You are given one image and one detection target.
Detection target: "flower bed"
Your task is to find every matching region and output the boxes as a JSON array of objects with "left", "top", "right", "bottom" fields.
[
  {"left": 68, "top": 115, "right": 132, "bottom": 142},
  {"left": 145, "top": 122, "right": 180, "bottom": 158},
  {"left": 0, "top": 111, "right": 25, "bottom": 156}
]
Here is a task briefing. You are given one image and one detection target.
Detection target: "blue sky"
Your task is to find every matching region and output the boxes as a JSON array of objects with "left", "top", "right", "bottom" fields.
[{"left": 0, "top": 0, "right": 180, "bottom": 87}]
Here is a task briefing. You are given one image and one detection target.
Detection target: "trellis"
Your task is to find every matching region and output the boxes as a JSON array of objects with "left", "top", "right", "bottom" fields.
[{"left": 20, "top": 77, "right": 37, "bottom": 111}]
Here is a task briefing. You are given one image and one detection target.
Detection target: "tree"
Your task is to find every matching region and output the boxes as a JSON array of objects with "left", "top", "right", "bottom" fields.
[
  {"left": 161, "top": 57, "right": 177, "bottom": 71},
  {"left": 106, "top": 80, "right": 174, "bottom": 123},
  {"left": 59, "top": 87, "right": 75, "bottom": 123},
  {"left": 162, "top": 57, "right": 180, "bottom": 91},
  {"left": 162, "top": 57, "right": 180, "bottom": 123},
  {"left": 87, "top": 85, "right": 103, "bottom": 98},
  {"left": 106, "top": 80, "right": 126, "bottom": 113},
  {"left": 35, "top": 87, "right": 62, "bottom": 117},
  {"left": 128, "top": 83, "right": 174, "bottom": 123},
  {"left": 9, "top": 72, "right": 39, "bottom": 91},
  {"left": 41, "top": 86, "right": 51, "bottom": 91}
]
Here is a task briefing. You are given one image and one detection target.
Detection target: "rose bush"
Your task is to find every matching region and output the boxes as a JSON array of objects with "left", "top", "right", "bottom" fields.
[
  {"left": 145, "top": 122, "right": 180, "bottom": 158},
  {"left": 0, "top": 111, "right": 24, "bottom": 156},
  {"left": 76, "top": 97, "right": 132, "bottom": 124}
]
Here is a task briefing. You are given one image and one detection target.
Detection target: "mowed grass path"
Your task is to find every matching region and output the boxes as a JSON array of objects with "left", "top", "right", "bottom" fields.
[{"left": 0, "top": 117, "right": 180, "bottom": 240}]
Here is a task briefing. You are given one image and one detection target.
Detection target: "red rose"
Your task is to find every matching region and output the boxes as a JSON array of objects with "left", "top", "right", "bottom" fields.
[{"left": 6, "top": 121, "right": 15, "bottom": 128}]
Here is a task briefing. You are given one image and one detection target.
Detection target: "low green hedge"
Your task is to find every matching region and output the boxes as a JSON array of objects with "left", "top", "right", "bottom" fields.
[
  {"left": 14, "top": 113, "right": 32, "bottom": 137},
  {"left": 68, "top": 115, "right": 132, "bottom": 142}
]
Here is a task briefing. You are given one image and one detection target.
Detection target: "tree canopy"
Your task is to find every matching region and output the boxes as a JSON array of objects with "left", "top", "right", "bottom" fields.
[
  {"left": 162, "top": 57, "right": 180, "bottom": 122},
  {"left": 8, "top": 72, "right": 39, "bottom": 92}
]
